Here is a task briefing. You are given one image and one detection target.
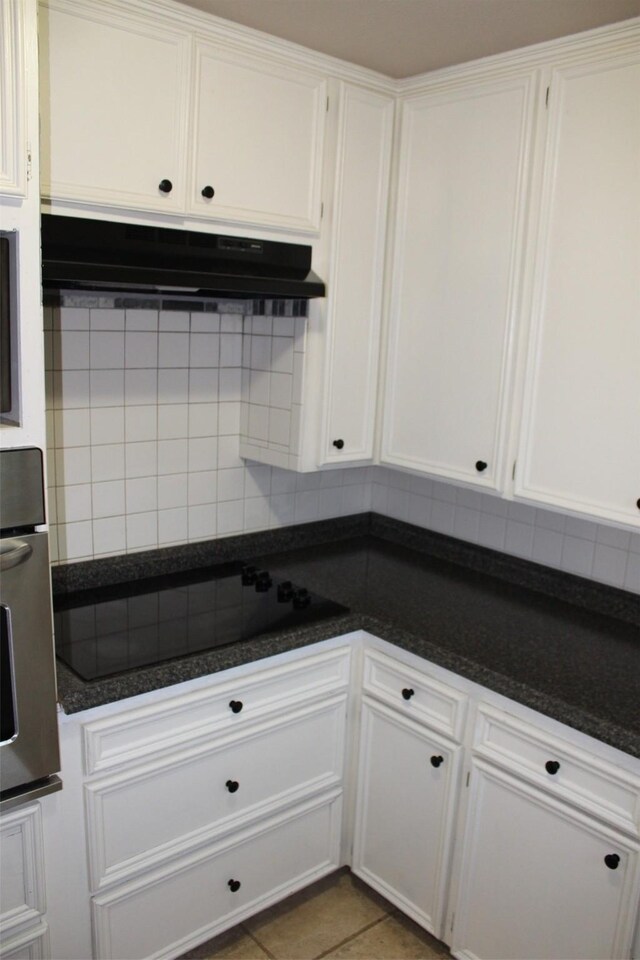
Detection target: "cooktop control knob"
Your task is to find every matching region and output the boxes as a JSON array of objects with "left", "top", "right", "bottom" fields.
[
  {"left": 255, "top": 570, "right": 273, "bottom": 592},
  {"left": 277, "top": 580, "right": 294, "bottom": 602},
  {"left": 293, "top": 587, "right": 311, "bottom": 609},
  {"left": 241, "top": 565, "right": 258, "bottom": 585}
]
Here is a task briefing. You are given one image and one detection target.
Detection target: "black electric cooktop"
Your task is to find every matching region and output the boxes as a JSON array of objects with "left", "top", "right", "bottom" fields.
[{"left": 54, "top": 562, "right": 349, "bottom": 681}]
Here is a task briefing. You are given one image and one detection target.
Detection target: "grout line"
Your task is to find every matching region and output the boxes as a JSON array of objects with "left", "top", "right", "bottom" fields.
[
  {"left": 240, "top": 923, "right": 278, "bottom": 960},
  {"left": 312, "top": 913, "right": 390, "bottom": 960}
]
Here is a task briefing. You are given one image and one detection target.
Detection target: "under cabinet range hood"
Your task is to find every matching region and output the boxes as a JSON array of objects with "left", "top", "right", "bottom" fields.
[{"left": 41, "top": 215, "right": 325, "bottom": 300}]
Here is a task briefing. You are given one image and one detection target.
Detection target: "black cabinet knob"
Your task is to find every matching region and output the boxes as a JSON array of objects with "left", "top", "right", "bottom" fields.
[
  {"left": 201, "top": 185, "right": 215, "bottom": 199},
  {"left": 430, "top": 755, "right": 444, "bottom": 768},
  {"left": 229, "top": 700, "right": 243, "bottom": 714},
  {"left": 228, "top": 879, "right": 241, "bottom": 892},
  {"left": 604, "top": 854, "right": 620, "bottom": 870},
  {"left": 545, "top": 760, "right": 560, "bottom": 775},
  {"left": 226, "top": 779, "right": 239, "bottom": 793},
  {"left": 158, "top": 179, "right": 173, "bottom": 194},
  {"left": 475, "top": 460, "right": 488, "bottom": 472},
  {"left": 402, "top": 688, "right": 415, "bottom": 701},
  {"left": 637, "top": 499, "right": 640, "bottom": 510},
  {"left": 332, "top": 439, "right": 344, "bottom": 450},
  {"left": 241, "top": 565, "right": 258, "bottom": 585}
]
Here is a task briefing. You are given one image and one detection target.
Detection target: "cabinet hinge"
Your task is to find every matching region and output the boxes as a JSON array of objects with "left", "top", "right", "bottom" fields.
[
  {"left": 26, "top": 142, "right": 33, "bottom": 181},
  {"left": 326, "top": 96, "right": 330, "bottom": 112},
  {"left": 321, "top": 201, "right": 324, "bottom": 219},
  {"left": 512, "top": 460, "right": 517, "bottom": 481},
  {"left": 466, "top": 771, "right": 470, "bottom": 788},
  {"left": 545, "top": 86, "right": 550, "bottom": 109},
  {"left": 450, "top": 912, "right": 455, "bottom": 933}
]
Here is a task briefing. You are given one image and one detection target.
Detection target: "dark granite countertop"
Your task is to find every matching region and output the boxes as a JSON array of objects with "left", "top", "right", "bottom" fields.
[{"left": 53, "top": 514, "right": 640, "bottom": 758}]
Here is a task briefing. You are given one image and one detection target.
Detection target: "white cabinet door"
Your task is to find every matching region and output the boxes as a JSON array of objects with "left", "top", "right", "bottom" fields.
[
  {"left": 0, "top": 0, "right": 26, "bottom": 196},
  {"left": 381, "top": 71, "right": 537, "bottom": 491},
  {"left": 189, "top": 40, "right": 326, "bottom": 232},
  {"left": 352, "top": 697, "right": 462, "bottom": 938},
  {"left": 319, "top": 83, "right": 394, "bottom": 464},
  {"left": 451, "top": 760, "right": 640, "bottom": 960},
  {"left": 39, "top": 0, "right": 191, "bottom": 213},
  {"left": 515, "top": 44, "right": 640, "bottom": 528}
]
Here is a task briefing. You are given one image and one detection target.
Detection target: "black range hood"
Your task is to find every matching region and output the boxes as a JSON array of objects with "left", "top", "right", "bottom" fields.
[{"left": 41, "top": 214, "right": 325, "bottom": 300}]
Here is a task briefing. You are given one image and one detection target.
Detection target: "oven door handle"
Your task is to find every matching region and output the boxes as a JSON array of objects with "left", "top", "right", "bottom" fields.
[{"left": 0, "top": 539, "right": 33, "bottom": 570}]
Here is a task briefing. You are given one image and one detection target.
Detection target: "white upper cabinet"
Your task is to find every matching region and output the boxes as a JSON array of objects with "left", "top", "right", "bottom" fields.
[
  {"left": 188, "top": 40, "right": 326, "bottom": 232},
  {"left": 319, "top": 82, "right": 394, "bottom": 464},
  {"left": 514, "top": 38, "right": 640, "bottom": 528},
  {"left": 38, "top": 0, "right": 328, "bottom": 232},
  {"left": 0, "top": 0, "right": 27, "bottom": 196},
  {"left": 39, "top": 0, "right": 191, "bottom": 214},
  {"left": 381, "top": 71, "right": 538, "bottom": 492}
]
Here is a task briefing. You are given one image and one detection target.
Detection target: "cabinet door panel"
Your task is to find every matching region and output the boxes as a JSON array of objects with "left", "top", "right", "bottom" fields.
[
  {"left": 352, "top": 698, "right": 462, "bottom": 937},
  {"left": 40, "top": 1, "right": 190, "bottom": 212},
  {"left": 382, "top": 74, "right": 536, "bottom": 490},
  {"left": 320, "top": 83, "right": 393, "bottom": 464},
  {"left": 0, "top": 0, "right": 26, "bottom": 196},
  {"left": 190, "top": 42, "right": 326, "bottom": 231},
  {"left": 516, "top": 53, "right": 640, "bottom": 526},
  {"left": 452, "top": 761, "right": 640, "bottom": 960}
]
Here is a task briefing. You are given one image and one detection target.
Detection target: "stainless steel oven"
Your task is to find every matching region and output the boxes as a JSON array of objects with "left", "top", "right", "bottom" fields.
[{"left": 0, "top": 447, "right": 61, "bottom": 809}]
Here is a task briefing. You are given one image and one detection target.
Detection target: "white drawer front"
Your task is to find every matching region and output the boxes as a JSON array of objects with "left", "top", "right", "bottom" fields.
[
  {"left": 0, "top": 805, "right": 46, "bottom": 939},
  {"left": 362, "top": 649, "right": 467, "bottom": 742},
  {"left": 83, "top": 646, "right": 351, "bottom": 776},
  {"left": 91, "top": 792, "right": 342, "bottom": 960},
  {"left": 475, "top": 705, "right": 640, "bottom": 835},
  {"left": 86, "top": 696, "right": 347, "bottom": 890}
]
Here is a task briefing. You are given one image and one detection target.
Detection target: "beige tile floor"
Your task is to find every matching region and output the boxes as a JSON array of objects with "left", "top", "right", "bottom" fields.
[{"left": 180, "top": 869, "right": 453, "bottom": 960}]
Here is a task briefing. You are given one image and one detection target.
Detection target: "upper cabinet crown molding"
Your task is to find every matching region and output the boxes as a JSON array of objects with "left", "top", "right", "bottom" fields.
[
  {"left": 397, "top": 14, "right": 640, "bottom": 95},
  {"left": 0, "top": 0, "right": 27, "bottom": 196}
]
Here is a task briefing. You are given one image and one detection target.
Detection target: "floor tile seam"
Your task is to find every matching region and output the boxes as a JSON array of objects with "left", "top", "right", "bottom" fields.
[
  {"left": 239, "top": 921, "right": 278, "bottom": 960},
  {"left": 312, "top": 912, "right": 391, "bottom": 960}
]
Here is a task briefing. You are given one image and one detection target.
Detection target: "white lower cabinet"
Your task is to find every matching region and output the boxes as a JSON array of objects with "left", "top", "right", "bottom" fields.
[
  {"left": 74, "top": 642, "right": 351, "bottom": 960},
  {"left": 351, "top": 641, "right": 640, "bottom": 960},
  {"left": 450, "top": 760, "right": 640, "bottom": 960},
  {"left": 0, "top": 805, "right": 49, "bottom": 960},
  {"left": 352, "top": 697, "right": 462, "bottom": 936},
  {"left": 36, "top": 635, "right": 640, "bottom": 960},
  {"left": 92, "top": 792, "right": 342, "bottom": 960}
]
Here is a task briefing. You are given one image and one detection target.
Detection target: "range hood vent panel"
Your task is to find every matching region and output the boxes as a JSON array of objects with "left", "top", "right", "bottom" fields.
[{"left": 41, "top": 215, "right": 325, "bottom": 300}]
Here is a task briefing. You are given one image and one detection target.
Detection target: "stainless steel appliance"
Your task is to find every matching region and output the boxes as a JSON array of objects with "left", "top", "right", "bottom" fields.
[{"left": 0, "top": 447, "right": 61, "bottom": 810}]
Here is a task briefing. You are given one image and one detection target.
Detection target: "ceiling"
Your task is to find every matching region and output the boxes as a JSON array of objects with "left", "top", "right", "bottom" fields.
[{"left": 178, "top": 0, "right": 640, "bottom": 78}]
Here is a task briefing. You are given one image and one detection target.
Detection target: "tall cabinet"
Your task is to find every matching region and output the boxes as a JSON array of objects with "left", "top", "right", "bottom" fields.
[
  {"left": 380, "top": 68, "right": 538, "bottom": 493},
  {"left": 514, "top": 35, "right": 640, "bottom": 528}
]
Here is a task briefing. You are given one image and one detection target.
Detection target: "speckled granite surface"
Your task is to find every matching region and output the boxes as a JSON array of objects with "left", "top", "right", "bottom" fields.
[{"left": 53, "top": 514, "right": 640, "bottom": 758}]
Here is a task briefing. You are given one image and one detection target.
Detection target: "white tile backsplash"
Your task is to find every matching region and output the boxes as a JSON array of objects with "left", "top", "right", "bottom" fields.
[
  {"left": 370, "top": 467, "right": 640, "bottom": 593},
  {"left": 46, "top": 300, "right": 639, "bottom": 594}
]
